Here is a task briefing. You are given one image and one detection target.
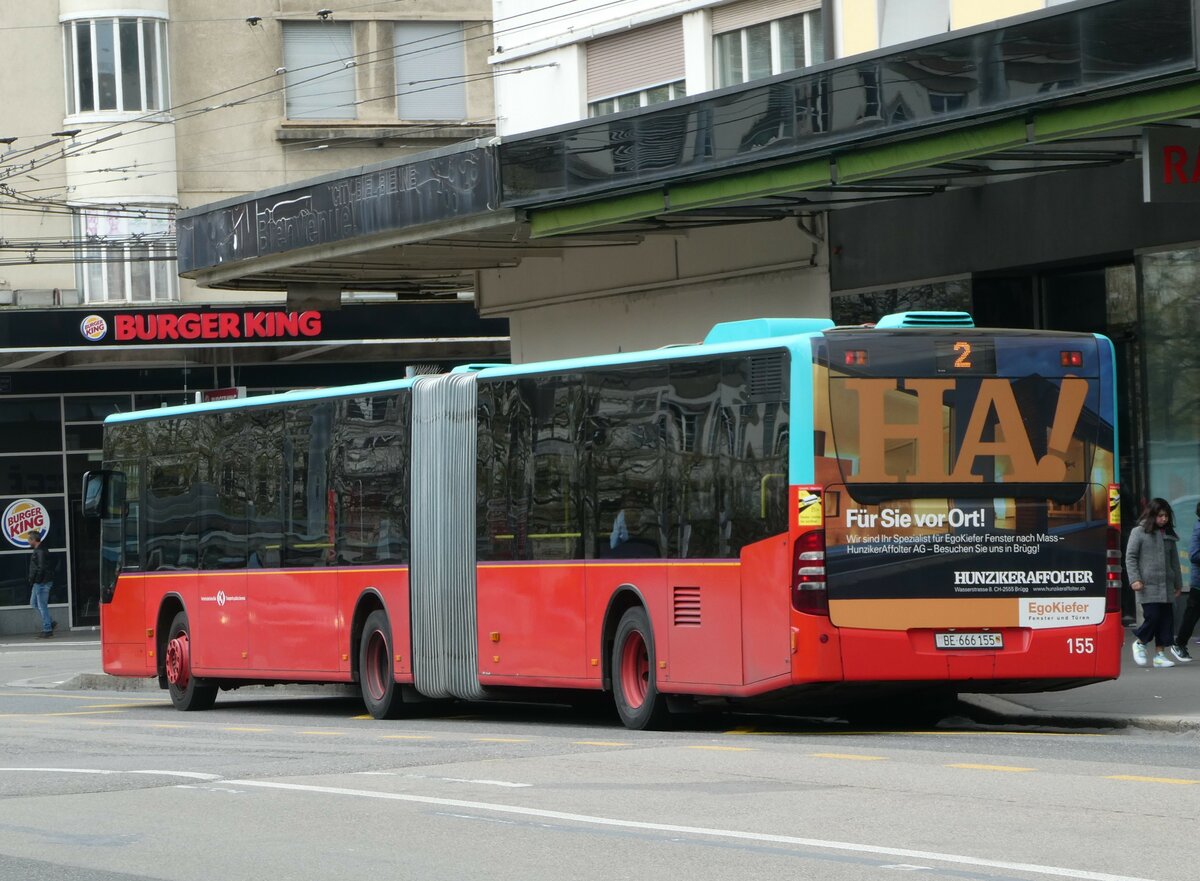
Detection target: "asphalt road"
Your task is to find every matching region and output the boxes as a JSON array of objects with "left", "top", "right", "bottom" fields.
[{"left": 0, "top": 675, "right": 1195, "bottom": 881}]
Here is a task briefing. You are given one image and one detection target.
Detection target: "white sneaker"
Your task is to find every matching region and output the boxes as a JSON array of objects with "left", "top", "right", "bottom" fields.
[
  {"left": 1131, "top": 640, "right": 1148, "bottom": 666},
  {"left": 1153, "top": 652, "right": 1175, "bottom": 668},
  {"left": 1169, "top": 644, "right": 1193, "bottom": 663}
]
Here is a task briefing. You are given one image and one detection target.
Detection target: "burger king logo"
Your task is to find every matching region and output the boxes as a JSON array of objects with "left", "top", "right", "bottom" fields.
[
  {"left": 80, "top": 314, "right": 108, "bottom": 341},
  {"left": 3, "top": 498, "right": 49, "bottom": 548}
]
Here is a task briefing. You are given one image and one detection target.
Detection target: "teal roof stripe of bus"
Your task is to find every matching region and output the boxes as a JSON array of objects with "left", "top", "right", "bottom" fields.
[{"left": 107, "top": 317, "right": 835, "bottom": 424}]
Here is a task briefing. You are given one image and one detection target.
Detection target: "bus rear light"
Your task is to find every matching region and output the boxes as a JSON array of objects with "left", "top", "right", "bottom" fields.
[
  {"left": 792, "top": 530, "right": 828, "bottom": 615},
  {"left": 1105, "top": 526, "right": 1122, "bottom": 613},
  {"left": 844, "top": 349, "right": 868, "bottom": 366},
  {"left": 1060, "top": 350, "right": 1083, "bottom": 368}
]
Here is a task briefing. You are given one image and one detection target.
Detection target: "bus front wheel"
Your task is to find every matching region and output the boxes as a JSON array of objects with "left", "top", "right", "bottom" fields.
[
  {"left": 359, "top": 610, "right": 404, "bottom": 720},
  {"left": 165, "top": 611, "right": 217, "bottom": 711},
  {"left": 612, "top": 607, "right": 670, "bottom": 730}
]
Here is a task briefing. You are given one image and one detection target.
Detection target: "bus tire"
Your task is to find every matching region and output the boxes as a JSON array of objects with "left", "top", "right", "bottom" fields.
[
  {"left": 164, "top": 611, "right": 217, "bottom": 711},
  {"left": 612, "top": 606, "right": 670, "bottom": 730},
  {"left": 359, "top": 610, "right": 404, "bottom": 720}
]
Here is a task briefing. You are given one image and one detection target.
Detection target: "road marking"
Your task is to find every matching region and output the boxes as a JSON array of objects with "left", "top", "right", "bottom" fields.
[
  {"left": 810, "top": 753, "right": 886, "bottom": 761},
  {"left": 1105, "top": 774, "right": 1200, "bottom": 785},
  {"left": 299, "top": 730, "right": 346, "bottom": 737},
  {"left": 0, "top": 692, "right": 159, "bottom": 702},
  {"left": 686, "top": 745, "right": 754, "bottom": 752},
  {"left": 151, "top": 723, "right": 189, "bottom": 729},
  {"left": 438, "top": 777, "right": 533, "bottom": 788},
  {"left": 47, "top": 710, "right": 125, "bottom": 717},
  {"left": 223, "top": 727, "right": 272, "bottom": 733},
  {"left": 380, "top": 734, "right": 431, "bottom": 740},
  {"left": 947, "top": 763, "right": 1035, "bottom": 772},
  {"left": 473, "top": 737, "right": 529, "bottom": 743},
  {"left": 572, "top": 741, "right": 630, "bottom": 747},
  {"left": 223, "top": 777, "right": 1157, "bottom": 881}
]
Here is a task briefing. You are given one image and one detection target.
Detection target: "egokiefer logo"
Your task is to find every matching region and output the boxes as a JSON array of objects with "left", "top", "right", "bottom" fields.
[
  {"left": 80, "top": 314, "right": 108, "bottom": 341},
  {"left": 3, "top": 498, "right": 50, "bottom": 547},
  {"left": 1018, "top": 596, "right": 1104, "bottom": 629}
]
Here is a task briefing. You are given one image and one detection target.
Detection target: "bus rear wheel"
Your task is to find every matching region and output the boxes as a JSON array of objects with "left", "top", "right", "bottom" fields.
[
  {"left": 165, "top": 611, "right": 217, "bottom": 711},
  {"left": 612, "top": 607, "right": 670, "bottom": 730},
  {"left": 359, "top": 610, "right": 404, "bottom": 720}
]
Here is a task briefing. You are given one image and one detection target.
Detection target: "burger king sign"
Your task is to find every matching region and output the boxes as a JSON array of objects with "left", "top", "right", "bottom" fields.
[{"left": 4, "top": 498, "right": 49, "bottom": 548}]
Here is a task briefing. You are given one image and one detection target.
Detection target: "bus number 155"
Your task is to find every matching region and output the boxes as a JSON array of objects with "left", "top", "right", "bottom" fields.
[{"left": 1067, "top": 637, "right": 1094, "bottom": 654}]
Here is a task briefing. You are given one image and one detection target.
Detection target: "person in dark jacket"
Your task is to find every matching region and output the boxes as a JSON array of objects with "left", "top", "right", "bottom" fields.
[
  {"left": 26, "top": 531, "right": 55, "bottom": 638},
  {"left": 1126, "top": 498, "right": 1183, "bottom": 667},
  {"left": 1169, "top": 501, "right": 1200, "bottom": 662}
]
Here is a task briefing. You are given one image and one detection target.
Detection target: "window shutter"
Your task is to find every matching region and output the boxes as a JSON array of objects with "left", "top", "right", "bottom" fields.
[
  {"left": 396, "top": 21, "right": 466, "bottom": 120},
  {"left": 586, "top": 18, "right": 684, "bottom": 102},
  {"left": 283, "top": 21, "right": 356, "bottom": 120},
  {"left": 711, "top": 0, "right": 821, "bottom": 35}
]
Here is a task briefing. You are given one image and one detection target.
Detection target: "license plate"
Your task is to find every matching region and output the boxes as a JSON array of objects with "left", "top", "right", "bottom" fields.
[{"left": 935, "top": 632, "right": 1003, "bottom": 650}]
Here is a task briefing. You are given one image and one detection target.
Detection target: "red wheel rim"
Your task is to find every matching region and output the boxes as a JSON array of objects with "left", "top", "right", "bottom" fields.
[
  {"left": 619, "top": 630, "right": 649, "bottom": 710},
  {"left": 165, "top": 631, "right": 190, "bottom": 689},
  {"left": 363, "top": 630, "right": 387, "bottom": 701}
]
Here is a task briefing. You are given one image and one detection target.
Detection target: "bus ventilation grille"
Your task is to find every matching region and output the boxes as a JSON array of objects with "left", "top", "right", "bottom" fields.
[
  {"left": 673, "top": 585, "right": 702, "bottom": 627},
  {"left": 874, "top": 311, "right": 975, "bottom": 328},
  {"left": 749, "top": 353, "right": 785, "bottom": 401}
]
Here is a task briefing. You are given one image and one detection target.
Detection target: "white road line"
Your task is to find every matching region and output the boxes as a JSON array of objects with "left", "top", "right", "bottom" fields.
[
  {"left": 0, "top": 768, "right": 219, "bottom": 780},
  {"left": 223, "top": 778, "right": 1155, "bottom": 881}
]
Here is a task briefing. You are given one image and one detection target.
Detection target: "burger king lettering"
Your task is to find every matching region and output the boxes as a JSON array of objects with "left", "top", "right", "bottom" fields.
[
  {"left": 91, "top": 310, "right": 323, "bottom": 342},
  {"left": 3, "top": 498, "right": 50, "bottom": 548}
]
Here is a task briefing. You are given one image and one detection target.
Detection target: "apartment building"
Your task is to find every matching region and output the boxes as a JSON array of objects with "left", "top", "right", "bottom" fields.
[{"left": 0, "top": 1, "right": 507, "bottom": 632}]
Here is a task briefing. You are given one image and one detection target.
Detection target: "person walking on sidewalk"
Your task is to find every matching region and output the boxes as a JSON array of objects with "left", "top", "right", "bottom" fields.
[
  {"left": 26, "top": 531, "right": 56, "bottom": 639},
  {"left": 1169, "top": 500, "right": 1200, "bottom": 663},
  {"left": 1127, "top": 498, "right": 1183, "bottom": 668}
]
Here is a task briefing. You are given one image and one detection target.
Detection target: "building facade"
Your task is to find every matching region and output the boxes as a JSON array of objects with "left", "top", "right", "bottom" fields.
[{"left": 0, "top": 1, "right": 507, "bottom": 633}]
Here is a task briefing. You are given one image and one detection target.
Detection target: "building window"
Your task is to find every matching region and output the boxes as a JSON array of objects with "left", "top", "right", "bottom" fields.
[
  {"left": 714, "top": 10, "right": 823, "bottom": 88},
  {"left": 76, "top": 210, "right": 177, "bottom": 304},
  {"left": 282, "top": 21, "right": 356, "bottom": 120},
  {"left": 395, "top": 21, "right": 465, "bottom": 120},
  {"left": 588, "top": 81, "right": 687, "bottom": 117},
  {"left": 63, "top": 17, "right": 169, "bottom": 114}
]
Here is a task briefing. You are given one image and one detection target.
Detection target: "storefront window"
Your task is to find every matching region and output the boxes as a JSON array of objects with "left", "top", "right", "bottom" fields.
[{"left": 1139, "top": 248, "right": 1200, "bottom": 522}]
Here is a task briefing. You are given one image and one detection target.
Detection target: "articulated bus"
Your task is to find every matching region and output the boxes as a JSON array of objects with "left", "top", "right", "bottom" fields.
[{"left": 84, "top": 311, "right": 1122, "bottom": 729}]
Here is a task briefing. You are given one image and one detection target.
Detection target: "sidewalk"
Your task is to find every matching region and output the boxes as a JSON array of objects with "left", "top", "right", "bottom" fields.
[
  {"left": 959, "top": 633, "right": 1200, "bottom": 732},
  {"left": 4, "top": 628, "right": 1200, "bottom": 731}
]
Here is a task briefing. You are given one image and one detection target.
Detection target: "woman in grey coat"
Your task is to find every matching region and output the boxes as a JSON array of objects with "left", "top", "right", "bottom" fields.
[{"left": 1126, "top": 497, "right": 1184, "bottom": 668}]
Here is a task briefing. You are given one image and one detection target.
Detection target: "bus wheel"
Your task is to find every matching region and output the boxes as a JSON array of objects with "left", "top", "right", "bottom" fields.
[
  {"left": 165, "top": 611, "right": 217, "bottom": 711},
  {"left": 612, "top": 607, "right": 670, "bottom": 730},
  {"left": 359, "top": 610, "right": 403, "bottom": 720}
]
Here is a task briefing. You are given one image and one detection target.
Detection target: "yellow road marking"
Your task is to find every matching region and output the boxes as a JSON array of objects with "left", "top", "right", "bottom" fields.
[
  {"left": 41, "top": 710, "right": 124, "bottom": 717},
  {"left": 380, "top": 734, "right": 432, "bottom": 740},
  {"left": 573, "top": 741, "right": 630, "bottom": 747},
  {"left": 810, "top": 752, "right": 886, "bottom": 761},
  {"left": 686, "top": 745, "right": 754, "bottom": 752},
  {"left": 1106, "top": 774, "right": 1200, "bottom": 785},
  {"left": 947, "top": 763, "right": 1034, "bottom": 772},
  {"left": 0, "top": 692, "right": 160, "bottom": 702},
  {"left": 351, "top": 714, "right": 372, "bottom": 720},
  {"left": 151, "top": 723, "right": 189, "bottom": 729},
  {"left": 300, "top": 731, "right": 346, "bottom": 737},
  {"left": 223, "top": 727, "right": 272, "bottom": 733},
  {"left": 474, "top": 737, "right": 530, "bottom": 743}
]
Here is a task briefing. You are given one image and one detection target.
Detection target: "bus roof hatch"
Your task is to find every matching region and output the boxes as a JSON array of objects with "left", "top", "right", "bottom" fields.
[
  {"left": 704, "top": 317, "right": 834, "bottom": 345},
  {"left": 874, "top": 311, "right": 975, "bottom": 328}
]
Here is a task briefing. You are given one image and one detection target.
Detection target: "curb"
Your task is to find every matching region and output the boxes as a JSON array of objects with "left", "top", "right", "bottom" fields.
[
  {"left": 957, "top": 694, "right": 1200, "bottom": 733},
  {"left": 59, "top": 672, "right": 359, "bottom": 699}
]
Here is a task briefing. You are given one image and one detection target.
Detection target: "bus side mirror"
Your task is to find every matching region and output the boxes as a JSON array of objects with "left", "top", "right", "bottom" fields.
[{"left": 82, "top": 470, "right": 125, "bottom": 518}]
